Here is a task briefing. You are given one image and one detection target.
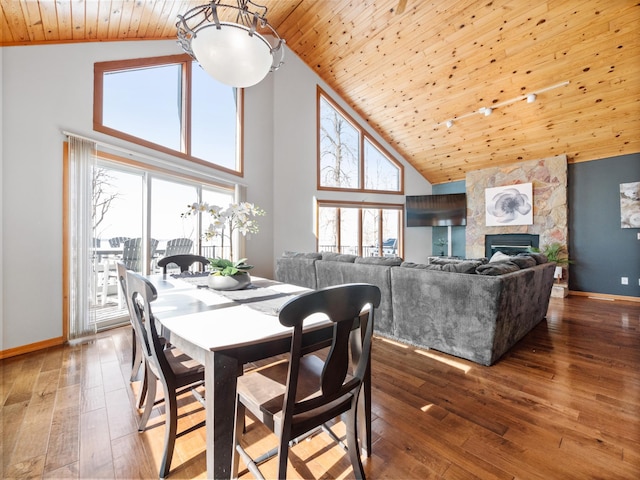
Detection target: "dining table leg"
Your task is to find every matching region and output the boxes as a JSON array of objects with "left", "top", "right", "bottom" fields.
[{"left": 205, "top": 350, "right": 240, "bottom": 480}]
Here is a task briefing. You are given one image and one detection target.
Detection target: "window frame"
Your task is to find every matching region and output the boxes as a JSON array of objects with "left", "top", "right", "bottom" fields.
[
  {"left": 316, "top": 199, "right": 404, "bottom": 258},
  {"left": 94, "top": 54, "right": 244, "bottom": 177},
  {"left": 317, "top": 86, "right": 404, "bottom": 194}
]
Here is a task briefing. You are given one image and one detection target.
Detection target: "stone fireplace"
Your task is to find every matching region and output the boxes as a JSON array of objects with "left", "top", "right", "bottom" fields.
[{"left": 465, "top": 154, "right": 568, "bottom": 260}]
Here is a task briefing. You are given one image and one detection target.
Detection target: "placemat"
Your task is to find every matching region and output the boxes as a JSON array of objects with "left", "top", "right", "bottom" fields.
[{"left": 171, "top": 272, "right": 299, "bottom": 316}]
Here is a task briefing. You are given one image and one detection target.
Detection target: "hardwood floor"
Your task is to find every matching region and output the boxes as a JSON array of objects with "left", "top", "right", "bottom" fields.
[{"left": 1, "top": 295, "right": 639, "bottom": 479}]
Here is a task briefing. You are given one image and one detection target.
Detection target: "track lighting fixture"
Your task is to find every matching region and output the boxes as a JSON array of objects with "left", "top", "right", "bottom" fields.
[{"left": 437, "top": 81, "right": 569, "bottom": 129}]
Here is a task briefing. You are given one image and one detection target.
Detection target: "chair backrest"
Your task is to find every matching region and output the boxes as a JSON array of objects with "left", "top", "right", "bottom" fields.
[
  {"left": 164, "top": 238, "right": 194, "bottom": 257},
  {"left": 125, "top": 270, "right": 172, "bottom": 383},
  {"left": 278, "top": 283, "right": 381, "bottom": 434},
  {"left": 122, "top": 238, "right": 159, "bottom": 272},
  {"left": 157, "top": 254, "right": 210, "bottom": 274},
  {"left": 117, "top": 262, "right": 139, "bottom": 334},
  {"left": 109, "top": 236, "right": 130, "bottom": 248}
]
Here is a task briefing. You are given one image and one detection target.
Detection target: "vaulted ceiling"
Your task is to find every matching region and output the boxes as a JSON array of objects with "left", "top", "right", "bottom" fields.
[{"left": 2, "top": 1, "right": 638, "bottom": 184}]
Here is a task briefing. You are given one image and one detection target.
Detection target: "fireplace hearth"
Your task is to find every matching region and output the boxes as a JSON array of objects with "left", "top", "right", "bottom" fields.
[{"left": 485, "top": 234, "right": 539, "bottom": 258}]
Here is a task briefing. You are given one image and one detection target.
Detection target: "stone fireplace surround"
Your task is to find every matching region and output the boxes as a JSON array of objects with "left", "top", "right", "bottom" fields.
[{"left": 465, "top": 154, "right": 568, "bottom": 261}]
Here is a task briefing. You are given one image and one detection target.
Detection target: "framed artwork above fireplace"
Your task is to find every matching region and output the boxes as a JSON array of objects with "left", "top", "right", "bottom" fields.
[{"left": 485, "top": 183, "right": 533, "bottom": 226}]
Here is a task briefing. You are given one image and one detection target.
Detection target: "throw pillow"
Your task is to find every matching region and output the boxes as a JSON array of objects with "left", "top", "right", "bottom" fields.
[
  {"left": 509, "top": 255, "right": 537, "bottom": 269},
  {"left": 489, "top": 251, "right": 511, "bottom": 263},
  {"left": 476, "top": 261, "right": 521, "bottom": 276},
  {"left": 520, "top": 251, "right": 548, "bottom": 264},
  {"left": 355, "top": 256, "right": 403, "bottom": 266},
  {"left": 282, "top": 251, "right": 323, "bottom": 260},
  {"left": 429, "top": 257, "right": 464, "bottom": 265},
  {"left": 441, "top": 260, "right": 482, "bottom": 274},
  {"left": 321, "top": 252, "right": 358, "bottom": 263},
  {"left": 400, "top": 261, "right": 434, "bottom": 269}
]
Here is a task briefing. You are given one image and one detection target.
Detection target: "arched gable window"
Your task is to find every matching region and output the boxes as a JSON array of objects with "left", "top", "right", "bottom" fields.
[{"left": 317, "top": 87, "right": 403, "bottom": 193}]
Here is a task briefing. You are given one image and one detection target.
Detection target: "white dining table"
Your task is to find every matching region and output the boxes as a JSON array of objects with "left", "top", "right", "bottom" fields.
[{"left": 146, "top": 274, "right": 372, "bottom": 479}]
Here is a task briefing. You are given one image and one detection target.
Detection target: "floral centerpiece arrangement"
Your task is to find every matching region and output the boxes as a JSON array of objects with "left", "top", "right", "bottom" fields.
[{"left": 182, "top": 201, "right": 265, "bottom": 289}]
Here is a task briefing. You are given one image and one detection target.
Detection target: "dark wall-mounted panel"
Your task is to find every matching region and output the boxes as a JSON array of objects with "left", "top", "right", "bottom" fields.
[{"left": 432, "top": 181, "right": 466, "bottom": 258}]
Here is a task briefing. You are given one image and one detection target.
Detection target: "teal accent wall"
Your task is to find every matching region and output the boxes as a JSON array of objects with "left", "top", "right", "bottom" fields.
[
  {"left": 432, "top": 180, "right": 466, "bottom": 258},
  {"left": 568, "top": 153, "right": 640, "bottom": 297}
]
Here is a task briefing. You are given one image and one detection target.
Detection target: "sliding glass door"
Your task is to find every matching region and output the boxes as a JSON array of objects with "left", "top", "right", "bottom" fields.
[
  {"left": 88, "top": 158, "right": 234, "bottom": 330},
  {"left": 150, "top": 178, "right": 199, "bottom": 269}
]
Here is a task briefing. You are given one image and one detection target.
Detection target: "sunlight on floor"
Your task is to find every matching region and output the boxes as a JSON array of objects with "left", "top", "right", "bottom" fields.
[
  {"left": 377, "top": 337, "right": 409, "bottom": 348},
  {"left": 414, "top": 349, "right": 472, "bottom": 373}
]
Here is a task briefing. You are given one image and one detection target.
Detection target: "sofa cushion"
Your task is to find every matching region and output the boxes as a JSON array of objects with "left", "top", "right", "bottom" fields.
[
  {"left": 401, "top": 261, "right": 440, "bottom": 270},
  {"left": 321, "top": 252, "right": 358, "bottom": 262},
  {"left": 429, "top": 257, "right": 461, "bottom": 265},
  {"left": 355, "top": 256, "right": 403, "bottom": 266},
  {"left": 441, "top": 260, "right": 483, "bottom": 274},
  {"left": 520, "top": 251, "right": 548, "bottom": 264},
  {"left": 476, "top": 261, "right": 521, "bottom": 276},
  {"left": 402, "top": 260, "right": 481, "bottom": 274},
  {"left": 509, "top": 255, "right": 537, "bottom": 269},
  {"left": 282, "top": 251, "right": 322, "bottom": 260}
]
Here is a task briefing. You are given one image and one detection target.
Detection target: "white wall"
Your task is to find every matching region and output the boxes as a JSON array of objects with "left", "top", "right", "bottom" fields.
[
  {"left": 1, "top": 46, "right": 4, "bottom": 350},
  {"left": 272, "top": 49, "right": 432, "bottom": 262},
  {"left": 1, "top": 40, "right": 431, "bottom": 352}
]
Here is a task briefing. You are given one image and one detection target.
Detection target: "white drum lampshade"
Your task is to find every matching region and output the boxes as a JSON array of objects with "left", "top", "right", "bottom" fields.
[
  {"left": 554, "top": 265, "right": 563, "bottom": 280},
  {"left": 191, "top": 23, "right": 273, "bottom": 88}
]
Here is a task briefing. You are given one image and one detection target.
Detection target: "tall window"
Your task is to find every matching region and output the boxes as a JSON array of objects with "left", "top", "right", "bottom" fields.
[
  {"left": 94, "top": 54, "right": 243, "bottom": 176},
  {"left": 318, "top": 88, "right": 403, "bottom": 193},
  {"left": 317, "top": 201, "right": 403, "bottom": 257}
]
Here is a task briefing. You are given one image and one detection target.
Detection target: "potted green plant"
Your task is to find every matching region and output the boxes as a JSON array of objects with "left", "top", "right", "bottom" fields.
[
  {"left": 530, "top": 242, "right": 572, "bottom": 283},
  {"left": 435, "top": 238, "right": 448, "bottom": 256},
  {"left": 182, "top": 202, "right": 265, "bottom": 290}
]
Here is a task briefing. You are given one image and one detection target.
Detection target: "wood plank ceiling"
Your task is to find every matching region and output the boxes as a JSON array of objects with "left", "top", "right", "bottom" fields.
[{"left": 2, "top": 0, "right": 639, "bottom": 184}]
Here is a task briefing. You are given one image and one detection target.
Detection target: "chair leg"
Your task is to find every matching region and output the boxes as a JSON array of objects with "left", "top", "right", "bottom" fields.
[
  {"left": 137, "top": 362, "right": 148, "bottom": 409},
  {"left": 130, "top": 328, "right": 142, "bottom": 381},
  {"left": 159, "top": 385, "right": 178, "bottom": 479},
  {"left": 138, "top": 371, "right": 156, "bottom": 431},
  {"left": 346, "top": 407, "right": 365, "bottom": 480},
  {"left": 117, "top": 277, "right": 124, "bottom": 309},
  {"left": 276, "top": 435, "right": 290, "bottom": 480},
  {"left": 233, "top": 402, "right": 245, "bottom": 478}
]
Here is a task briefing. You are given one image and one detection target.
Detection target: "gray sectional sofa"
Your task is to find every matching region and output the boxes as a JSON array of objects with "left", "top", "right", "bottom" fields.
[{"left": 275, "top": 251, "right": 556, "bottom": 366}]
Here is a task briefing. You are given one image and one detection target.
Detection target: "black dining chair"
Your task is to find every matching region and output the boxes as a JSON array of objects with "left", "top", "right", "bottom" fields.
[
  {"left": 126, "top": 270, "right": 206, "bottom": 479},
  {"left": 234, "top": 283, "right": 381, "bottom": 480},
  {"left": 157, "top": 254, "right": 209, "bottom": 274},
  {"left": 117, "top": 261, "right": 156, "bottom": 413}
]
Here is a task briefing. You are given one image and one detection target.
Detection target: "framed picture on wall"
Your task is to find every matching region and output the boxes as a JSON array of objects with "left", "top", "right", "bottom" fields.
[
  {"left": 620, "top": 181, "right": 640, "bottom": 228},
  {"left": 485, "top": 183, "right": 533, "bottom": 226}
]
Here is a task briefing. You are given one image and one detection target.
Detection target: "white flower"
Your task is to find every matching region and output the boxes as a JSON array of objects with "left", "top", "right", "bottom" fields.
[{"left": 183, "top": 201, "right": 265, "bottom": 261}]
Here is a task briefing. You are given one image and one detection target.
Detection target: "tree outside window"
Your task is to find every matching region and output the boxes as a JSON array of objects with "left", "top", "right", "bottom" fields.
[{"left": 317, "top": 88, "right": 403, "bottom": 193}]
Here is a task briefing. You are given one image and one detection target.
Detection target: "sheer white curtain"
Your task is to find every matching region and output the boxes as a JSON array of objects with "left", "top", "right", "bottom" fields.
[{"left": 68, "top": 135, "right": 97, "bottom": 339}]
